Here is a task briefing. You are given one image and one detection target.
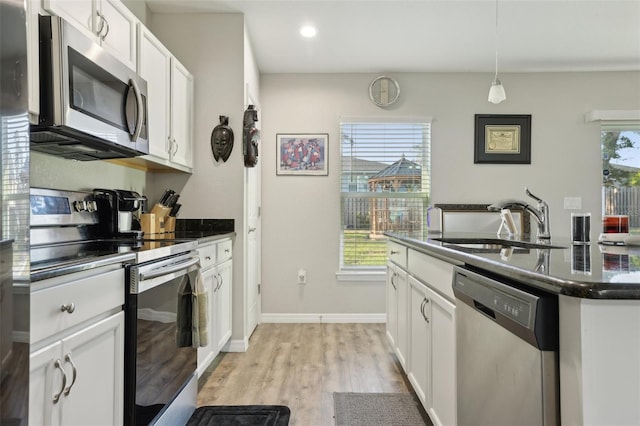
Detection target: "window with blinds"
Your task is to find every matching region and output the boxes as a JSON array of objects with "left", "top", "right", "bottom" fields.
[
  {"left": 601, "top": 122, "right": 640, "bottom": 233},
  {"left": 340, "top": 119, "right": 431, "bottom": 268}
]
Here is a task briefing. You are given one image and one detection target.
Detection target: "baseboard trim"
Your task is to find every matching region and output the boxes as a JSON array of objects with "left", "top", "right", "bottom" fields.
[
  {"left": 260, "top": 313, "right": 386, "bottom": 323},
  {"left": 224, "top": 337, "right": 249, "bottom": 352}
]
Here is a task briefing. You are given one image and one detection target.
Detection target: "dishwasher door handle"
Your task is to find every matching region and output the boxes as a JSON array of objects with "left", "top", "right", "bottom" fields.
[{"left": 473, "top": 300, "right": 496, "bottom": 320}]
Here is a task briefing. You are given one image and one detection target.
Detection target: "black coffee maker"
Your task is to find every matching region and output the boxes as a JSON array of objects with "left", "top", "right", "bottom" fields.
[{"left": 93, "top": 189, "right": 146, "bottom": 239}]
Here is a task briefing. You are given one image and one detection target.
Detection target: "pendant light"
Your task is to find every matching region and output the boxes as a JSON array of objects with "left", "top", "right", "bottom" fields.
[{"left": 488, "top": 0, "right": 506, "bottom": 104}]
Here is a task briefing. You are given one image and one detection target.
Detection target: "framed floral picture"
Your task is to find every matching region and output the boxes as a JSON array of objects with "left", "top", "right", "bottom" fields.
[{"left": 276, "top": 133, "right": 328, "bottom": 176}]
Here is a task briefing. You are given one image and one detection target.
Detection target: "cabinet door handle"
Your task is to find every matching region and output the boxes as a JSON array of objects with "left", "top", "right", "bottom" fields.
[
  {"left": 52, "top": 359, "right": 67, "bottom": 404},
  {"left": 96, "top": 12, "right": 109, "bottom": 40},
  {"left": 63, "top": 354, "right": 77, "bottom": 396},
  {"left": 213, "top": 274, "right": 220, "bottom": 292},
  {"left": 173, "top": 139, "right": 179, "bottom": 155},
  {"left": 101, "top": 16, "right": 110, "bottom": 40},
  {"left": 95, "top": 11, "right": 105, "bottom": 36},
  {"left": 60, "top": 303, "right": 75, "bottom": 314},
  {"left": 421, "top": 297, "right": 430, "bottom": 323},
  {"left": 390, "top": 273, "right": 397, "bottom": 290},
  {"left": 167, "top": 136, "right": 173, "bottom": 154},
  {"left": 216, "top": 273, "right": 223, "bottom": 291}
]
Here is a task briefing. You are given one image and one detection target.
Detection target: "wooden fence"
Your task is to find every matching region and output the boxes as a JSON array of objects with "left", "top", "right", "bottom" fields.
[{"left": 603, "top": 186, "right": 640, "bottom": 229}]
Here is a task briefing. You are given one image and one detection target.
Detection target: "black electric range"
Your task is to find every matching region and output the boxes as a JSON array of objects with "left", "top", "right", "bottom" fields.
[{"left": 30, "top": 237, "right": 200, "bottom": 282}]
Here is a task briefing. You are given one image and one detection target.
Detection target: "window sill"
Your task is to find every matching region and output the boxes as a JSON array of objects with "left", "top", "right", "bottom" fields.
[{"left": 336, "top": 269, "right": 386, "bottom": 283}]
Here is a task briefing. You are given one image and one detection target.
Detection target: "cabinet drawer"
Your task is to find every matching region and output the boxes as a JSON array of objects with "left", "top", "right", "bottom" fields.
[
  {"left": 388, "top": 241, "right": 407, "bottom": 269},
  {"left": 408, "top": 249, "right": 456, "bottom": 301},
  {"left": 31, "top": 269, "right": 124, "bottom": 343},
  {"left": 217, "top": 239, "right": 232, "bottom": 263},
  {"left": 198, "top": 243, "right": 217, "bottom": 270}
]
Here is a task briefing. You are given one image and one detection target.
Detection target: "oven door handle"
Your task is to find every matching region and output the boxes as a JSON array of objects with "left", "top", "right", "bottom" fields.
[{"left": 139, "top": 256, "right": 200, "bottom": 281}]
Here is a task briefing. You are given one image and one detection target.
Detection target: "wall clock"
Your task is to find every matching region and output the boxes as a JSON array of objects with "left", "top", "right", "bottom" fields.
[{"left": 369, "top": 76, "right": 400, "bottom": 107}]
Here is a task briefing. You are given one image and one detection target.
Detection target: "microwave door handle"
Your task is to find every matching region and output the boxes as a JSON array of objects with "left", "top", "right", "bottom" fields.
[
  {"left": 139, "top": 256, "right": 200, "bottom": 281},
  {"left": 126, "top": 79, "right": 144, "bottom": 142}
]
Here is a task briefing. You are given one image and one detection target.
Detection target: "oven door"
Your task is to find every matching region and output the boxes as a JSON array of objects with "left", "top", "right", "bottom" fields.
[{"left": 124, "top": 253, "right": 200, "bottom": 426}]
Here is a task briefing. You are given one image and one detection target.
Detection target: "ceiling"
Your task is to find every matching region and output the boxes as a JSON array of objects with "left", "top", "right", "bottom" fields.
[{"left": 146, "top": 0, "right": 640, "bottom": 74}]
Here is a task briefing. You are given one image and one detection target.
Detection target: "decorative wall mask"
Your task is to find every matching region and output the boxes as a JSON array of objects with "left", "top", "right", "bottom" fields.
[
  {"left": 210, "top": 115, "right": 234, "bottom": 162},
  {"left": 243, "top": 105, "right": 260, "bottom": 167}
]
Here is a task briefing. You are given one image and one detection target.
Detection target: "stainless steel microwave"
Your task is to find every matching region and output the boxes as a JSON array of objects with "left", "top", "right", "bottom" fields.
[{"left": 30, "top": 15, "right": 149, "bottom": 160}]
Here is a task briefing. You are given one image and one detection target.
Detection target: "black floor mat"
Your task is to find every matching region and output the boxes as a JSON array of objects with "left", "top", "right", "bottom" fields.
[{"left": 186, "top": 405, "right": 290, "bottom": 426}]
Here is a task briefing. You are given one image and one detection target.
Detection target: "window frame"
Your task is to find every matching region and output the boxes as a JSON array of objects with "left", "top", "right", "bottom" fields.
[{"left": 337, "top": 116, "right": 432, "bottom": 278}]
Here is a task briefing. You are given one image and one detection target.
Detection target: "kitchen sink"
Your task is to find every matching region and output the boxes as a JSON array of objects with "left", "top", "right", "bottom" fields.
[{"left": 431, "top": 237, "right": 567, "bottom": 250}]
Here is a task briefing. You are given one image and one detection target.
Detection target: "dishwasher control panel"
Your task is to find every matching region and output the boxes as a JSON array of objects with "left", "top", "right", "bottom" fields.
[
  {"left": 453, "top": 268, "right": 539, "bottom": 330},
  {"left": 452, "top": 265, "right": 559, "bottom": 351},
  {"left": 491, "top": 291, "right": 531, "bottom": 326}
]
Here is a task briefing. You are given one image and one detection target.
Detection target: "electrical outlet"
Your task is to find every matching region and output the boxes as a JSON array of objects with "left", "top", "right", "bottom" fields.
[
  {"left": 564, "top": 197, "right": 582, "bottom": 210},
  {"left": 297, "top": 269, "right": 307, "bottom": 284}
]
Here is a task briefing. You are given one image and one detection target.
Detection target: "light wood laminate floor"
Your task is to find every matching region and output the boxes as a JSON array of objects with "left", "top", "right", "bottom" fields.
[{"left": 197, "top": 323, "right": 424, "bottom": 426}]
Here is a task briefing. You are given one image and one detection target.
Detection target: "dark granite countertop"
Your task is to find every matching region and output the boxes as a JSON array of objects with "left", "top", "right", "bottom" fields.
[
  {"left": 386, "top": 231, "right": 640, "bottom": 300},
  {"left": 174, "top": 218, "right": 235, "bottom": 244}
]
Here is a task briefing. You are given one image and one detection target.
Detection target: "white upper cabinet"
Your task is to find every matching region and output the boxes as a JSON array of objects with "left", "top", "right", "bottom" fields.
[
  {"left": 43, "top": 0, "right": 138, "bottom": 70},
  {"left": 26, "top": 0, "right": 40, "bottom": 117},
  {"left": 137, "top": 24, "right": 194, "bottom": 172},
  {"left": 138, "top": 25, "right": 171, "bottom": 162},
  {"left": 169, "top": 58, "right": 194, "bottom": 170}
]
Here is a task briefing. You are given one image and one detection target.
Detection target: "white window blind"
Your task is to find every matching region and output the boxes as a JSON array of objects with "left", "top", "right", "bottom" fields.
[{"left": 340, "top": 119, "right": 431, "bottom": 268}]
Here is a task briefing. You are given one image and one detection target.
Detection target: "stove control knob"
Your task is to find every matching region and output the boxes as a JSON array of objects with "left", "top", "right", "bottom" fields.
[
  {"left": 86, "top": 201, "right": 97, "bottom": 212},
  {"left": 73, "top": 201, "right": 87, "bottom": 212}
]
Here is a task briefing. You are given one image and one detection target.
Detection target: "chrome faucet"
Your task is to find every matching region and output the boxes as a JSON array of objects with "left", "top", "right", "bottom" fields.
[{"left": 488, "top": 188, "right": 551, "bottom": 239}]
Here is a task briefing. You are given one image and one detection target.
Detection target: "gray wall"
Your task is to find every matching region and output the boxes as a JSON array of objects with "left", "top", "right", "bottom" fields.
[
  {"left": 30, "top": 152, "right": 146, "bottom": 193},
  {"left": 259, "top": 71, "right": 640, "bottom": 316},
  {"left": 147, "top": 13, "right": 257, "bottom": 343}
]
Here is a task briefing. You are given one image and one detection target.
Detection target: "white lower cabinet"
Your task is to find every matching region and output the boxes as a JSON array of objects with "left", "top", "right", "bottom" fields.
[
  {"left": 196, "top": 238, "right": 233, "bottom": 376},
  {"left": 386, "top": 263, "right": 399, "bottom": 348},
  {"left": 29, "top": 265, "right": 125, "bottom": 426},
  {"left": 427, "top": 285, "right": 456, "bottom": 426},
  {"left": 387, "top": 261, "right": 409, "bottom": 370},
  {"left": 389, "top": 245, "right": 458, "bottom": 426},
  {"left": 214, "top": 259, "right": 233, "bottom": 352},
  {"left": 408, "top": 275, "right": 431, "bottom": 406},
  {"left": 30, "top": 313, "right": 124, "bottom": 426}
]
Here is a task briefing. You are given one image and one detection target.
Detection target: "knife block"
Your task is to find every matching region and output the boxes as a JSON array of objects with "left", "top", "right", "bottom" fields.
[
  {"left": 141, "top": 213, "right": 170, "bottom": 235},
  {"left": 165, "top": 216, "right": 176, "bottom": 233}
]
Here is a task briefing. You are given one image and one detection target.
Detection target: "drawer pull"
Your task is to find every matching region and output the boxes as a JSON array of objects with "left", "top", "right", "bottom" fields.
[
  {"left": 53, "top": 359, "right": 67, "bottom": 404},
  {"left": 60, "top": 303, "right": 75, "bottom": 314},
  {"left": 224, "top": 249, "right": 230, "bottom": 253},
  {"left": 390, "top": 250, "right": 399, "bottom": 255},
  {"left": 205, "top": 256, "right": 212, "bottom": 261},
  {"left": 63, "top": 354, "right": 77, "bottom": 396}
]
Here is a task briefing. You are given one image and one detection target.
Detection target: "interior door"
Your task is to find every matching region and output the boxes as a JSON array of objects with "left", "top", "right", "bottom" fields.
[
  {"left": 245, "top": 94, "right": 261, "bottom": 338},
  {"left": 246, "top": 158, "right": 260, "bottom": 337}
]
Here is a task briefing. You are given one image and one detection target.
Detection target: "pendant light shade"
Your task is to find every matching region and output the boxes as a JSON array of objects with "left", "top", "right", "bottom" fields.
[
  {"left": 488, "top": 78, "right": 506, "bottom": 104},
  {"left": 488, "top": 0, "right": 506, "bottom": 104}
]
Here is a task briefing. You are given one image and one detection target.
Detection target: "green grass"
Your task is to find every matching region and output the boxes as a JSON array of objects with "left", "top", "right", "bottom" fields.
[{"left": 343, "top": 230, "right": 388, "bottom": 266}]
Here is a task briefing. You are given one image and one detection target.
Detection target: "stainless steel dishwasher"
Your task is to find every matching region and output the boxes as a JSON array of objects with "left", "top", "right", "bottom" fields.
[{"left": 452, "top": 266, "right": 559, "bottom": 426}]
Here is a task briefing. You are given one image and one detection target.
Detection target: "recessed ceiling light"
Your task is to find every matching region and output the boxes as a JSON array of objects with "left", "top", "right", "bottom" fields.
[{"left": 300, "top": 25, "right": 317, "bottom": 38}]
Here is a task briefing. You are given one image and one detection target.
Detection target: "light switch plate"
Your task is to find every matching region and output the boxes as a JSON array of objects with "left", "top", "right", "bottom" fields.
[{"left": 564, "top": 196, "right": 582, "bottom": 210}]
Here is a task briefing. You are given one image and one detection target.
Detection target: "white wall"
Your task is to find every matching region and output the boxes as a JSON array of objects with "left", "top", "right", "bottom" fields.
[
  {"left": 147, "top": 13, "right": 257, "bottom": 343},
  {"left": 30, "top": 152, "right": 146, "bottom": 193},
  {"left": 259, "top": 71, "right": 640, "bottom": 316}
]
